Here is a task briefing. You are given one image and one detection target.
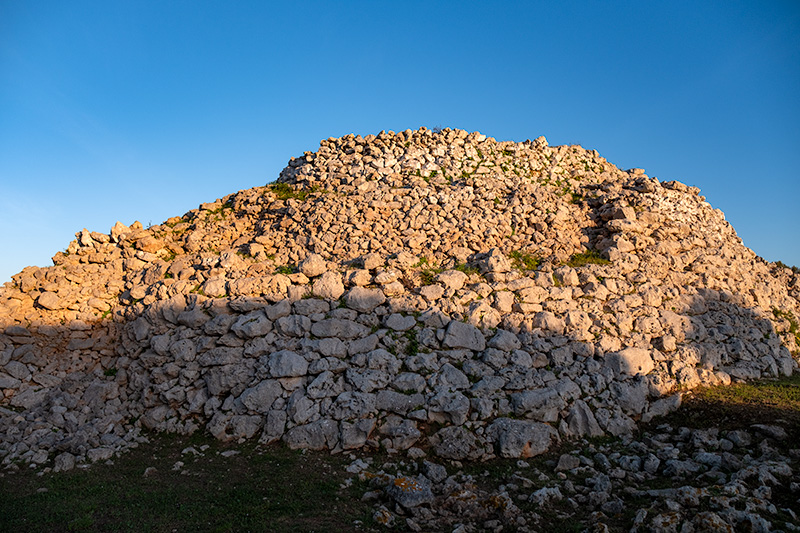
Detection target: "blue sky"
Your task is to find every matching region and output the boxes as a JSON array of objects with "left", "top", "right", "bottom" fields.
[{"left": 1, "top": 0, "right": 798, "bottom": 283}]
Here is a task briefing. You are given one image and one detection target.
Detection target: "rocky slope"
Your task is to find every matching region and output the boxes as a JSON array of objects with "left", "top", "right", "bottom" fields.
[{"left": 1, "top": 127, "right": 798, "bottom": 478}]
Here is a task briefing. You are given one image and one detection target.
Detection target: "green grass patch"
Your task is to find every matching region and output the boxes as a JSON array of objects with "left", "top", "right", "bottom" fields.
[
  {"left": 509, "top": 250, "right": 541, "bottom": 271},
  {"left": 274, "top": 265, "right": 295, "bottom": 275},
  {"left": 691, "top": 373, "right": 800, "bottom": 412},
  {"left": 188, "top": 285, "right": 205, "bottom": 296},
  {"left": 453, "top": 262, "right": 480, "bottom": 276},
  {"left": 404, "top": 330, "right": 420, "bottom": 357},
  {"left": 0, "top": 433, "right": 373, "bottom": 533},
  {"left": 419, "top": 269, "right": 440, "bottom": 285},
  {"left": 651, "top": 373, "right": 800, "bottom": 445},
  {"left": 268, "top": 182, "right": 318, "bottom": 202},
  {"left": 565, "top": 249, "right": 610, "bottom": 267},
  {"left": 411, "top": 257, "right": 431, "bottom": 268}
]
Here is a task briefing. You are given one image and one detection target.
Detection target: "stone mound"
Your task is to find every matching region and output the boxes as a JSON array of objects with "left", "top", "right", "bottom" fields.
[{"left": 1, "top": 127, "right": 798, "bottom": 470}]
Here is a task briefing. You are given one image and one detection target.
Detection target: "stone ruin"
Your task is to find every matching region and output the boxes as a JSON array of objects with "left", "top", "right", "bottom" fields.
[{"left": 1, "top": 127, "right": 798, "bottom": 472}]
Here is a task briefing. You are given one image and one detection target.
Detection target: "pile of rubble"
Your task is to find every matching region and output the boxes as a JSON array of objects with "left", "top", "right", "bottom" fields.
[
  {"left": 0, "top": 128, "right": 797, "bottom": 491},
  {"left": 348, "top": 415, "right": 799, "bottom": 531}
]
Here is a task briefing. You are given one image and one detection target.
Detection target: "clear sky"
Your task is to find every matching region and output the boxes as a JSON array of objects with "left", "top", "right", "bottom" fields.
[{"left": 1, "top": 0, "right": 798, "bottom": 284}]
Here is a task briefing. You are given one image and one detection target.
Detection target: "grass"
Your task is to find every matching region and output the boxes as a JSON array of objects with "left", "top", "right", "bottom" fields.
[
  {"left": 565, "top": 249, "right": 610, "bottom": 268},
  {"left": 509, "top": 250, "right": 541, "bottom": 271},
  {"left": 188, "top": 285, "right": 206, "bottom": 296},
  {"left": 269, "top": 182, "right": 319, "bottom": 202},
  {"left": 419, "top": 268, "right": 442, "bottom": 285},
  {"left": 404, "top": 330, "right": 420, "bottom": 357},
  {"left": 664, "top": 373, "right": 800, "bottom": 435},
  {"left": 695, "top": 373, "right": 800, "bottom": 409},
  {"left": 411, "top": 257, "right": 431, "bottom": 268},
  {"left": 413, "top": 258, "right": 444, "bottom": 285},
  {"left": 274, "top": 265, "right": 295, "bottom": 275},
  {"left": 453, "top": 262, "right": 480, "bottom": 276},
  {"left": 0, "top": 433, "right": 374, "bottom": 533}
]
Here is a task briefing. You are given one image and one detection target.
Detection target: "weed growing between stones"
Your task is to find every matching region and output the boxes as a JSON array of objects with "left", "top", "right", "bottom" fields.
[
  {"left": 566, "top": 249, "right": 610, "bottom": 267},
  {"left": 509, "top": 250, "right": 541, "bottom": 271},
  {"left": 773, "top": 308, "right": 800, "bottom": 350},
  {"left": 274, "top": 264, "right": 295, "bottom": 275},
  {"left": 269, "top": 182, "right": 319, "bottom": 201}
]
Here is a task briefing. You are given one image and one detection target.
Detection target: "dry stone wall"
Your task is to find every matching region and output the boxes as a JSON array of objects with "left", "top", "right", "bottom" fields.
[{"left": 1, "top": 128, "right": 798, "bottom": 470}]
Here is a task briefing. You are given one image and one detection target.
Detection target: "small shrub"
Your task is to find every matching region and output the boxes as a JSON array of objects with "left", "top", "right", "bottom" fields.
[{"left": 775, "top": 260, "right": 800, "bottom": 274}]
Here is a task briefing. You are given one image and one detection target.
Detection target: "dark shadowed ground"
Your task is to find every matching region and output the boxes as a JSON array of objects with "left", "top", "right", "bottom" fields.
[{"left": 1, "top": 374, "right": 798, "bottom": 532}]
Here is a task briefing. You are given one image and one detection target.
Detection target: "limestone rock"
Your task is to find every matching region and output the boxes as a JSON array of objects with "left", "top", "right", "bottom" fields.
[
  {"left": 487, "top": 418, "right": 560, "bottom": 458},
  {"left": 311, "top": 319, "right": 369, "bottom": 339},
  {"left": 240, "top": 380, "right": 282, "bottom": 413},
  {"left": 385, "top": 475, "right": 434, "bottom": 508},
  {"left": 312, "top": 271, "right": 345, "bottom": 300},
  {"left": 443, "top": 320, "right": 485, "bottom": 351},
  {"left": 606, "top": 347, "right": 655, "bottom": 376},
  {"left": 345, "top": 286, "right": 386, "bottom": 313},
  {"left": 436, "top": 270, "right": 468, "bottom": 291},
  {"left": 283, "top": 419, "right": 339, "bottom": 450},
  {"left": 267, "top": 350, "right": 308, "bottom": 377},
  {"left": 430, "top": 426, "right": 483, "bottom": 461},
  {"left": 299, "top": 254, "right": 327, "bottom": 278},
  {"left": 36, "top": 292, "right": 62, "bottom": 310}
]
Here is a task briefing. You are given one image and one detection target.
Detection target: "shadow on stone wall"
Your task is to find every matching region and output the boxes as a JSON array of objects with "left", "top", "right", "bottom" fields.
[{"left": 0, "top": 279, "right": 797, "bottom": 469}]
